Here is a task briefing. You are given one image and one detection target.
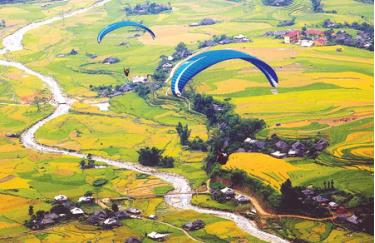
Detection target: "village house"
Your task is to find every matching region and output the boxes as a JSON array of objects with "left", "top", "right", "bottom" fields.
[
  {"left": 54, "top": 195, "right": 68, "bottom": 202},
  {"left": 183, "top": 220, "right": 205, "bottom": 231},
  {"left": 254, "top": 141, "right": 266, "bottom": 150},
  {"left": 244, "top": 137, "right": 257, "bottom": 144},
  {"left": 312, "top": 195, "right": 329, "bottom": 204},
  {"left": 314, "top": 37, "right": 328, "bottom": 46},
  {"left": 127, "top": 208, "right": 141, "bottom": 215},
  {"left": 315, "top": 138, "right": 329, "bottom": 151},
  {"left": 289, "top": 141, "right": 306, "bottom": 156},
  {"left": 39, "top": 213, "right": 59, "bottom": 227},
  {"left": 271, "top": 151, "right": 286, "bottom": 159},
  {"left": 305, "top": 29, "right": 325, "bottom": 38},
  {"left": 235, "top": 194, "right": 251, "bottom": 204},
  {"left": 114, "top": 210, "right": 130, "bottom": 219},
  {"left": 328, "top": 201, "right": 338, "bottom": 209},
  {"left": 346, "top": 214, "right": 361, "bottom": 225},
  {"left": 275, "top": 140, "right": 289, "bottom": 152},
  {"left": 301, "top": 188, "right": 315, "bottom": 197},
  {"left": 132, "top": 76, "right": 148, "bottom": 83},
  {"left": 147, "top": 231, "right": 169, "bottom": 241},
  {"left": 86, "top": 211, "right": 107, "bottom": 225},
  {"left": 220, "top": 187, "right": 235, "bottom": 199},
  {"left": 162, "top": 63, "right": 173, "bottom": 70},
  {"left": 189, "top": 22, "right": 200, "bottom": 27},
  {"left": 70, "top": 207, "right": 84, "bottom": 216},
  {"left": 102, "top": 57, "right": 120, "bottom": 64},
  {"left": 233, "top": 34, "right": 250, "bottom": 42},
  {"left": 284, "top": 30, "right": 300, "bottom": 44},
  {"left": 301, "top": 39, "right": 314, "bottom": 47},
  {"left": 102, "top": 217, "right": 121, "bottom": 229},
  {"left": 78, "top": 196, "right": 94, "bottom": 203}
]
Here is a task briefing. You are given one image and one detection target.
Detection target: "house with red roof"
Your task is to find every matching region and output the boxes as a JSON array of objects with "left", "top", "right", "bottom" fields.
[
  {"left": 284, "top": 30, "right": 300, "bottom": 44},
  {"left": 314, "top": 37, "right": 328, "bottom": 46}
]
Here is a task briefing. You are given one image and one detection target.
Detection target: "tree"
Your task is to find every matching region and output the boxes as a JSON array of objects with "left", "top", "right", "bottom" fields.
[
  {"left": 323, "top": 181, "right": 327, "bottom": 189},
  {"left": 176, "top": 122, "right": 191, "bottom": 146},
  {"left": 280, "top": 179, "right": 301, "bottom": 211},
  {"left": 28, "top": 205, "right": 34, "bottom": 216},
  {"left": 111, "top": 203, "right": 119, "bottom": 212},
  {"left": 160, "top": 156, "right": 174, "bottom": 168},
  {"left": 137, "top": 147, "right": 163, "bottom": 166},
  {"left": 80, "top": 160, "right": 86, "bottom": 170},
  {"left": 231, "top": 170, "right": 246, "bottom": 186},
  {"left": 331, "top": 179, "right": 334, "bottom": 189},
  {"left": 88, "top": 159, "right": 95, "bottom": 168},
  {"left": 84, "top": 191, "right": 93, "bottom": 197},
  {"left": 32, "top": 97, "right": 42, "bottom": 112}
]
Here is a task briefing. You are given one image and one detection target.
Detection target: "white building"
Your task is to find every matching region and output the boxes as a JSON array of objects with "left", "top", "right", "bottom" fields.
[
  {"left": 271, "top": 151, "right": 286, "bottom": 158},
  {"left": 288, "top": 149, "right": 297, "bottom": 156},
  {"left": 132, "top": 76, "right": 148, "bottom": 83},
  {"left": 301, "top": 39, "right": 314, "bottom": 47},
  {"left": 54, "top": 195, "right": 68, "bottom": 202},
  {"left": 235, "top": 194, "right": 251, "bottom": 203},
  {"left": 220, "top": 187, "right": 235, "bottom": 195},
  {"left": 78, "top": 196, "right": 94, "bottom": 203},
  {"left": 147, "top": 232, "right": 169, "bottom": 241},
  {"left": 70, "top": 207, "right": 84, "bottom": 215},
  {"left": 244, "top": 137, "right": 257, "bottom": 144}
]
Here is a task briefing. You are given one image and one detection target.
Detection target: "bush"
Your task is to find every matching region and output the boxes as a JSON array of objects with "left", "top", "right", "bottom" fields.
[
  {"left": 137, "top": 147, "right": 175, "bottom": 168},
  {"left": 93, "top": 178, "right": 108, "bottom": 187}
]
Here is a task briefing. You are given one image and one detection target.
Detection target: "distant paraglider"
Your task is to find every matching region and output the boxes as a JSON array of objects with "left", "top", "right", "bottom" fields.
[
  {"left": 123, "top": 67, "right": 130, "bottom": 77},
  {"left": 97, "top": 21, "right": 156, "bottom": 43},
  {"left": 170, "top": 49, "right": 278, "bottom": 97}
]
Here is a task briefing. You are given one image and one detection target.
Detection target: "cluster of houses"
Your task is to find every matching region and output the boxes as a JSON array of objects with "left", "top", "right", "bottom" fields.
[
  {"left": 241, "top": 137, "right": 329, "bottom": 159},
  {"left": 56, "top": 48, "right": 79, "bottom": 58},
  {"left": 25, "top": 194, "right": 93, "bottom": 229},
  {"left": 283, "top": 29, "right": 327, "bottom": 47},
  {"left": 26, "top": 194, "right": 209, "bottom": 241},
  {"left": 300, "top": 187, "right": 362, "bottom": 226},
  {"left": 86, "top": 207, "right": 142, "bottom": 229},
  {"left": 198, "top": 34, "right": 251, "bottom": 48},
  {"left": 189, "top": 18, "right": 217, "bottom": 27},
  {"left": 124, "top": 2, "right": 172, "bottom": 16},
  {"left": 90, "top": 73, "right": 152, "bottom": 98},
  {"left": 216, "top": 187, "right": 251, "bottom": 204}
]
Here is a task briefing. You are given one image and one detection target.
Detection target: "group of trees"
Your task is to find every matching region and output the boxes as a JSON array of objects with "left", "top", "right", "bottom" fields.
[
  {"left": 80, "top": 154, "right": 96, "bottom": 170},
  {"left": 311, "top": 0, "right": 323, "bottom": 12},
  {"left": 175, "top": 122, "right": 208, "bottom": 151},
  {"left": 191, "top": 93, "right": 232, "bottom": 125},
  {"left": 262, "top": 0, "right": 292, "bottom": 6},
  {"left": 125, "top": 2, "right": 172, "bottom": 16},
  {"left": 137, "top": 147, "right": 174, "bottom": 168},
  {"left": 323, "top": 180, "right": 335, "bottom": 190}
]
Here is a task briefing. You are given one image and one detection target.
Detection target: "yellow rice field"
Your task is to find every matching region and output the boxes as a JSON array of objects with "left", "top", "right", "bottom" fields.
[{"left": 223, "top": 152, "right": 298, "bottom": 189}]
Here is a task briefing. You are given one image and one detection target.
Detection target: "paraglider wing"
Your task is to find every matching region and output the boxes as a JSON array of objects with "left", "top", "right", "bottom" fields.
[
  {"left": 97, "top": 21, "right": 156, "bottom": 43},
  {"left": 171, "top": 50, "right": 278, "bottom": 96}
]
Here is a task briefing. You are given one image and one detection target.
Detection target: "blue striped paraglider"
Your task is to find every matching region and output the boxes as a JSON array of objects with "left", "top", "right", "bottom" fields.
[
  {"left": 97, "top": 21, "right": 156, "bottom": 43},
  {"left": 171, "top": 49, "right": 278, "bottom": 96}
]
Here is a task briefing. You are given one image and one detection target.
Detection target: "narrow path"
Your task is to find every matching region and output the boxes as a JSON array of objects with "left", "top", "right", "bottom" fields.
[{"left": 0, "top": 2, "right": 288, "bottom": 242}]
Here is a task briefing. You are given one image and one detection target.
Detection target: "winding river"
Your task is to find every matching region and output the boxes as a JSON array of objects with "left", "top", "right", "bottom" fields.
[{"left": 0, "top": 1, "right": 288, "bottom": 242}]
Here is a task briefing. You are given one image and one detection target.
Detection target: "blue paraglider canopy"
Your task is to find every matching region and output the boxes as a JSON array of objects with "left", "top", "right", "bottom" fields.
[
  {"left": 97, "top": 21, "right": 156, "bottom": 43},
  {"left": 171, "top": 49, "right": 278, "bottom": 96}
]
